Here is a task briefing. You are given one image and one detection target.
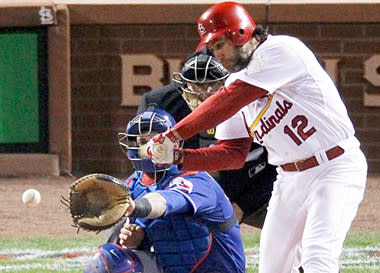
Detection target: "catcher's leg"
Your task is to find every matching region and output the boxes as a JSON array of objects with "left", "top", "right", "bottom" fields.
[
  {"left": 106, "top": 217, "right": 128, "bottom": 243},
  {"left": 134, "top": 250, "right": 164, "bottom": 273}
]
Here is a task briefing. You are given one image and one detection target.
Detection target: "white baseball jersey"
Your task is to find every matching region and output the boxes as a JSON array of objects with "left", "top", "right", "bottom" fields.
[{"left": 215, "top": 35, "right": 359, "bottom": 166}]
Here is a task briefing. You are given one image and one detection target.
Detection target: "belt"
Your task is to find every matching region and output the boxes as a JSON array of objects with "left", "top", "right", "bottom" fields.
[
  {"left": 281, "top": 146, "right": 345, "bottom": 172},
  {"left": 206, "top": 212, "right": 237, "bottom": 233}
]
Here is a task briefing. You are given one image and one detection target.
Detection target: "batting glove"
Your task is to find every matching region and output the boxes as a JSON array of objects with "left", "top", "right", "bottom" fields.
[{"left": 147, "top": 129, "right": 183, "bottom": 165}]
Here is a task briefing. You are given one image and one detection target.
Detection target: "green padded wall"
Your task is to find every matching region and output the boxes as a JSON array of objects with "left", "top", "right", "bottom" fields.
[{"left": 0, "top": 32, "right": 40, "bottom": 143}]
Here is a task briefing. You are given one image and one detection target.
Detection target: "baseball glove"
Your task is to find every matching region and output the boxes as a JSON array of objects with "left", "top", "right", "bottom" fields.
[{"left": 61, "top": 173, "right": 132, "bottom": 233}]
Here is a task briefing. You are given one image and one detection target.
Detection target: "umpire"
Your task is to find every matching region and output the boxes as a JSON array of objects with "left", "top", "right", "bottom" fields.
[{"left": 137, "top": 53, "right": 277, "bottom": 229}]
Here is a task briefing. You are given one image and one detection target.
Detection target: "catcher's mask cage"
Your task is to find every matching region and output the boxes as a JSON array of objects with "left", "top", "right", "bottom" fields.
[
  {"left": 173, "top": 54, "right": 229, "bottom": 110},
  {"left": 118, "top": 109, "right": 178, "bottom": 184},
  {"left": 83, "top": 243, "right": 144, "bottom": 273}
]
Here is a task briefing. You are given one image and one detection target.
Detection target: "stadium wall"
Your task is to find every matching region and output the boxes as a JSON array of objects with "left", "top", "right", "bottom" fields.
[{"left": 0, "top": 1, "right": 379, "bottom": 176}]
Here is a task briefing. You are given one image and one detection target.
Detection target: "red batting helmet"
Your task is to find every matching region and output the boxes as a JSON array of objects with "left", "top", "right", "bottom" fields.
[{"left": 196, "top": 2, "right": 256, "bottom": 52}]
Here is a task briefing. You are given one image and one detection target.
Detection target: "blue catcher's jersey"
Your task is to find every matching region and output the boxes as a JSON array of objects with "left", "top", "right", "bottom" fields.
[{"left": 125, "top": 167, "right": 245, "bottom": 273}]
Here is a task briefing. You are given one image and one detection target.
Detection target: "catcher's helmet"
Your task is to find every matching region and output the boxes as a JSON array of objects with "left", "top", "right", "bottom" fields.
[
  {"left": 118, "top": 109, "right": 177, "bottom": 178},
  {"left": 173, "top": 54, "right": 229, "bottom": 110},
  {"left": 83, "top": 243, "right": 143, "bottom": 273},
  {"left": 196, "top": 1, "right": 256, "bottom": 51}
]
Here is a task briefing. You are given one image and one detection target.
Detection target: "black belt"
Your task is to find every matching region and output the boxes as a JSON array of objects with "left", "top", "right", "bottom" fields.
[{"left": 206, "top": 212, "right": 237, "bottom": 233}]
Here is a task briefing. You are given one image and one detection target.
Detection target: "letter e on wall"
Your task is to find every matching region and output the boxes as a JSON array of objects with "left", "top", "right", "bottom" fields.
[{"left": 363, "top": 54, "right": 380, "bottom": 107}]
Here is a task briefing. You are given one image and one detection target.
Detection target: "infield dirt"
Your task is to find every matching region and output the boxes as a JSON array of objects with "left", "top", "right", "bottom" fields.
[{"left": 0, "top": 175, "right": 379, "bottom": 238}]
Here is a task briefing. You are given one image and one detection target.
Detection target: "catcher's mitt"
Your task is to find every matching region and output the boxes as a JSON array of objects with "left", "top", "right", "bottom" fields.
[{"left": 61, "top": 173, "right": 132, "bottom": 233}]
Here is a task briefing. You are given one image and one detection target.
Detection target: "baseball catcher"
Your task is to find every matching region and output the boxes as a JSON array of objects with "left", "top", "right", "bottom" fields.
[
  {"left": 61, "top": 173, "right": 132, "bottom": 232},
  {"left": 84, "top": 108, "right": 246, "bottom": 273}
]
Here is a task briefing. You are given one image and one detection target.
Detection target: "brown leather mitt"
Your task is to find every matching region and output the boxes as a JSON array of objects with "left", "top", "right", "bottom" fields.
[{"left": 61, "top": 173, "right": 132, "bottom": 233}]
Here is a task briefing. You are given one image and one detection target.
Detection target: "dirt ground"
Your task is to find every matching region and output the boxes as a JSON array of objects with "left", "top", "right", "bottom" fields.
[{"left": 0, "top": 175, "right": 379, "bottom": 238}]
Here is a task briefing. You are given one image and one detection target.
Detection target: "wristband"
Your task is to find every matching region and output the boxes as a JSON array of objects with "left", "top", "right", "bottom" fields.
[
  {"left": 130, "top": 198, "right": 152, "bottom": 218},
  {"left": 165, "top": 128, "right": 182, "bottom": 142}
]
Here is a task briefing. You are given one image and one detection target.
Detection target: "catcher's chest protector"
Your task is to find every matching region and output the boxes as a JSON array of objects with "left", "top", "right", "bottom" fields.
[
  {"left": 144, "top": 216, "right": 211, "bottom": 273},
  {"left": 129, "top": 175, "right": 211, "bottom": 273}
]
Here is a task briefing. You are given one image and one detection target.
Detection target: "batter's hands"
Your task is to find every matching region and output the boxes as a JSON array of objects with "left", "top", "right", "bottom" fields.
[
  {"left": 119, "top": 222, "right": 145, "bottom": 249},
  {"left": 147, "top": 129, "right": 183, "bottom": 165}
]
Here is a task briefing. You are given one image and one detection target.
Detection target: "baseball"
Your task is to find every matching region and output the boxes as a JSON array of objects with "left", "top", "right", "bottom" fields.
[{"left": 22, "top": 189, "right": 41, "bottom": 207}]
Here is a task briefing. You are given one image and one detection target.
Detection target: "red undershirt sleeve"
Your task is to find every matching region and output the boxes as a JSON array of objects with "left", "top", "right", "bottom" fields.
[
  {"left": 180, "top": 137, "right": 252, "bottom": 171},
  {"left": 173, "top": 80, "right": 267, "bottom": 140}
]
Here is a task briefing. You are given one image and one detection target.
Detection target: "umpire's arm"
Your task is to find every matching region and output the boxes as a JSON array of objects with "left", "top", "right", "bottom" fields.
[{"left": 137, "top": 93, "right": 149, "bottom": 114}]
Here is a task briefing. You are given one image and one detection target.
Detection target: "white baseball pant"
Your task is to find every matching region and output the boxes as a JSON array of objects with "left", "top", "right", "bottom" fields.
[{"left": 259, "top": 147, "right": 367, "bottom": 273}]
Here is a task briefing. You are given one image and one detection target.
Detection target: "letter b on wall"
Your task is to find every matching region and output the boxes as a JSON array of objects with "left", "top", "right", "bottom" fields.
[{"left": 120, "top": 54, "right": 163, "bottom": 106}]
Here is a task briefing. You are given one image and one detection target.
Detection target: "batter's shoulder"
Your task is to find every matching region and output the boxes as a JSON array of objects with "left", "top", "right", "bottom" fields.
[{"left": 264, "top": 35, "right": 309, "bottom": 54}]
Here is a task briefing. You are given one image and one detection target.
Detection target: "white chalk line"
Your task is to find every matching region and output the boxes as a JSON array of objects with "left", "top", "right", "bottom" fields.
[
  {"left": 0, "top": 247, "right": 95, "bottom": 261},
  {"left": 0, "top": 247, "right": 95, "bottom": 272},
  {"left": 0, "top": 246, "right": 380, "bottom": 271},
  {"left": 245, "top": 246, "right": 380, "bottom": 267}
]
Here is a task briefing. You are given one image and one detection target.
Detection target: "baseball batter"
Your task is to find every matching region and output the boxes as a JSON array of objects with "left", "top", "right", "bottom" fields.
[{"left": 147, "top": 2, "right": 368, "bottom": 273}]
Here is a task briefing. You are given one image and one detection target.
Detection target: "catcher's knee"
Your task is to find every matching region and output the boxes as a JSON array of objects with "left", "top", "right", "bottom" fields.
[
  {"left": 106, "top": 218, "right": 128, "bottom": 243},
  {"left": 83, "top": 243, "right": 143, "bottom": 273}
]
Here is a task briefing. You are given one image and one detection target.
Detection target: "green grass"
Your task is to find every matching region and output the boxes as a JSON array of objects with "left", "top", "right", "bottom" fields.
[
  {"left": 343, "top": 231, "right": 380, "bottom": 247},
  {"left": 241, "top": 231, "right": 261, "bottom": 248},
  {"left": 0, "top": 236, "right": 105, "bottom": 250},
  {"left": 0, "top": 232, "right": 379, "bottom": 273}
]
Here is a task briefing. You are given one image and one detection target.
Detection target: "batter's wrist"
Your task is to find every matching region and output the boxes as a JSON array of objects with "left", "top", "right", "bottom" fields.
[{"left": 166, "top": 128, "right": 182, "bottom": 141}]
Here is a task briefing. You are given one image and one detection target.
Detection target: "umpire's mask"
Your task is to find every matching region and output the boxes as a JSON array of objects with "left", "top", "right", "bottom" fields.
[{"left": 173, "top": 54, "right": 229, "bottom": 111}]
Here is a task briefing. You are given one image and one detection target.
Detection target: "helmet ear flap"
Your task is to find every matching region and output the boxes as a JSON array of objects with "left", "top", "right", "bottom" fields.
[{"left": 226, "top": 27, "right": 254, "bottom": 47}]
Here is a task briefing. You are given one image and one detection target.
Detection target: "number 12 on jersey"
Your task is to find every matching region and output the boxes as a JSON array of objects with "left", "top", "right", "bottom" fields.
[{"left": 284, "top": 115, "right": 316, "bottom": 146}]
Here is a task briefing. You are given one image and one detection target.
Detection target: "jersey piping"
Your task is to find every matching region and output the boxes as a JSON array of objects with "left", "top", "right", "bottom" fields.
[
  {"left": 190, "top": 233, "right": 213, "bottom": 273},
  {"left": 249, "top": 94, "right": 274, "bottom": 137}
]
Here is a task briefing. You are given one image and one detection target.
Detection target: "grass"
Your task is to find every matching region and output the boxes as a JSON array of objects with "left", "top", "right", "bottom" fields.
[
  {"left": 0, "top": 232, "right": 379, "bottom": 273},
  {"left": 0, "top": 236, "right": 105, "bottom": 250}
]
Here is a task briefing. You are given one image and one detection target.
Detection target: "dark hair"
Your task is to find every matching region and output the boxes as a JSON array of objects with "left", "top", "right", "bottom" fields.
[{"left": 253, "top": 24, "right": 269, "bottom": 42}]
